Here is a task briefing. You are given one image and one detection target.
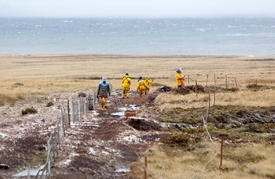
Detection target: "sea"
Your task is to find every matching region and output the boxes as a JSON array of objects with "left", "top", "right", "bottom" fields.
[{"left": 0, "top": 18, "right": 275, "bottom": 56}]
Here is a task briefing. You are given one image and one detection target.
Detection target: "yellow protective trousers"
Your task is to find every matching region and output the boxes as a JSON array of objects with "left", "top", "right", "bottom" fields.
[
  {"left": 138, "top": 85, "right": 147, "bottom": 95},
  {"left": 122, "top": 83, "right": 130, "bottom": 98},
  {"left": 100, "top": 97, "right": 106, "bottom": 108}
]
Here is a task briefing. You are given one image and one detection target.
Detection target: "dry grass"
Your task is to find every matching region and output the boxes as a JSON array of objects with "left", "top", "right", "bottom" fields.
[
  {"left": 0, "top": 78, "right": 99, "bottom": 106},
  {"left": 1, "top": 54, "right": 275, "bottom": 178},
  {"left": 154, "top": 89, "right": 275, "bottom": 111},
  {"left": 130, "top": 141, "right": 275, "bottom": 179},
  {"left": 215, "top": 90, "right": 275, "bottom": 107},
  {"left": 1, "top": 54, "right": 275, "bottom": 105},
  {"left": 1, "top": 54, "right": 275, "bottom": 81}
]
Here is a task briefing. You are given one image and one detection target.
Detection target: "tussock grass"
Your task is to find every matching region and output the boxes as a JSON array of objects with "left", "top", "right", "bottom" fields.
[
  {"left": 216, "top": 90, "right": 275, "bottom": 107},
  {"left": 0, "top": 78, "right": 99, "bottom": 106},
  {"left": 246, "top": 79, "right": 275, "bottom": 84},
  {"left": 154, "top": 89, "right": 275, "bottom": 111},
  {"left": 21, "top": 107, "right": 37, "bottom": 115},
  {"left": 0, "top": 93, "right": 24, "bottom": 107},
  {"left": 130, "top": 141, "right": 275, "bottom": 179},
  {"left": 46, "top": 101, "right": 54, "bottom": 107}
]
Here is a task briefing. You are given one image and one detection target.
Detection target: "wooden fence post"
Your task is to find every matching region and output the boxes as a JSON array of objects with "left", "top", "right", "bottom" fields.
[
  {"left": 214, "top": 73, "right": 216, "bottom": 86},
  {"left": 213, "top": 91, "right": 216, "bottom": 105},
  {"left": 195, "top": 80, "right": 198, "bottom": 99},
  {"left": 144, "top": 157, "right": 148, "bottom": 179},
  {"left": 219, "top": 137, "right": 224, "bottom": 170},
  {"left": 206, "top": 74, "right": 208, "bottom": 86},
  {"left": 68, "top": 100, "right": 70, "bottom": 127},
  {"left": 208, "top": 92, "right": 211, "bottom": 108},
  {"left": 225, "top": 75, "right": 228, "bottom": 89},
  {"left": 201, "top": 111, "right": 205, "bottom": 136}
]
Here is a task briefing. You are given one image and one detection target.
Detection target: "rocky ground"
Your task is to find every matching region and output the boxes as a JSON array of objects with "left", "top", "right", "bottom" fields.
[{"left": 0, "top": 85, "right": 275, "bottom": 179}]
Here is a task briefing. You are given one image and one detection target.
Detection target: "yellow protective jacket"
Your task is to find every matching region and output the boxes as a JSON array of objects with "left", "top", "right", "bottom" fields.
[
  {"left": 176, "top": 72, "right": 184, "bottom": 86},
  {"left": 122, "top": 75, "right": 131, "bottom": 88},
  {"left": 137, "top": 80, "right": 149, "bottom": 91},
  {"left": 144, "top": 78, "right": 153, "bottom": 88}
]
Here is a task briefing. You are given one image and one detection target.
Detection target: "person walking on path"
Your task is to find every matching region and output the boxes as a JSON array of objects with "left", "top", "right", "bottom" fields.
[
  {"left": 122, "top": 73, "right": 131, "bottom": 98},
  {"left": 176, "top": 68, "right": 185, "bottom": 88},
  {"left": 137, "top": 77, "right": 149, "bottom": 96},
  {"left": 144, "top": 77, "right": 153, "bottom": 94},
  {"left": 97, "top": 76, "right": 111, "bottom": 108}
]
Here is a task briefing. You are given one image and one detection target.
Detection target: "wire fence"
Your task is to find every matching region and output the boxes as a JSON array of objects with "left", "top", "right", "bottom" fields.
[
  {"left": 141, "top": 72, "right": 275, "bottom": 178},
  {"left": 15, "top": 90, "right": 97, "bottom": 179},
  {"left": 185, "top": 73, "right": 239, "bottom": 89},
  {"left": 14, "top": 75, "right": 274, "bottom": 179},
  {"left": 34, "top": 109, "right": 69, "bottom": 179},
  {"left": 140, "top": 108, "right": 222, "bottom": 179}
]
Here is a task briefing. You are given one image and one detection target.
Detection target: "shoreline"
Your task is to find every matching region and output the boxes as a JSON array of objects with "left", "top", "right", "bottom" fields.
[{"left": 1, "top": 53, "right": 275, "bottom": 57}]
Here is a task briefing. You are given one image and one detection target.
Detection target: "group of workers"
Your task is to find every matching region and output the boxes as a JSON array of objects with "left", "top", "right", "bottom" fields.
[
  {"left": 121, "top": 73, "right": 154, "bottom": 98},
  {"left": 97, "top": 68, "right": 184, "bottom": 108},
  {"left": 121, "top": 74, "right": 153, "bottom": 98}
]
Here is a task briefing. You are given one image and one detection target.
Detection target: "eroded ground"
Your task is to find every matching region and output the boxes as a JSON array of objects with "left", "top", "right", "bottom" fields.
[{"left": 0, "top": 85, "right": 275, "bottom": 178}]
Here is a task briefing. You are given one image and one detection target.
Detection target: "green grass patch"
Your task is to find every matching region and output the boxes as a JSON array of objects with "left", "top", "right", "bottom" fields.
[
  {"left": 222, "top": 87, "right": 239, "bottom": 92},
  {"left": 46, "top": 101, "right": 54, "bottom": 107},
  {"left": 226, "top": 150, "right": 265, "bottom": 164},
  {"left": 21, "top": 107, "right": 37, "bottom": 115},
  {"left": 12, "top": 82, "right": 24, "bottom": 88},
  {"left": 246, "top": 83, "right": 264, "bottom": 91}
]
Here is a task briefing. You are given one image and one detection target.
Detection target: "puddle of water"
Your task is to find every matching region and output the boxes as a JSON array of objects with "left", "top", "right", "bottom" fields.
[
  {"left": 111, "top": 104, "right": 139, "bottom": 117},
  {"left": 115, "top": 168, "right": 131, "bottom": 173},
  {"left": 89, "top": 147, "right": 97, "bottom": 155},
  {"left": 13, "top": 168, "right": 42, "bottom": 177},
  {"left": 111, "top": 111, "right": 125, "bottom": 117}
]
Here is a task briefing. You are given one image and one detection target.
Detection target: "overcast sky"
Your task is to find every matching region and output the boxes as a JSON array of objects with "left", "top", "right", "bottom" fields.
[{"left": 0, "top": 0, "right": 275, "bottom": 18}]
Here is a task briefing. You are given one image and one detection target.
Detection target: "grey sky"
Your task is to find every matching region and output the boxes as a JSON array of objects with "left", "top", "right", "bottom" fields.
[{"left": 1, "top": 0, "right": 275, "bottom": 18}]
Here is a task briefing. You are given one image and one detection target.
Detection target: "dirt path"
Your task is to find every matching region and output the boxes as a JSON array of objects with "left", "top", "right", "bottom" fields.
[
  {"left": 0, "top": 89, "right": 165, "bottom": 179},
  {"left": 51, "top": 90, "right": 165, "bottom": 178}
]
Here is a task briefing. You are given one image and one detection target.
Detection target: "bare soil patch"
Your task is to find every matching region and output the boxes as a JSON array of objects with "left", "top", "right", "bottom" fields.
[
  {"left": 0, "top": 90, "right": 167, "bottom": 178},
  {"left": 1, "top": 86, "right": 275, "bottom": 178}
]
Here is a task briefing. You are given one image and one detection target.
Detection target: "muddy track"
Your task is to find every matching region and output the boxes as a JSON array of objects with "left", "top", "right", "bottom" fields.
[
  {"left": 50, "top": 90, "right": 166, "bottom": 178},
  {"left": 0, "top": 90, "right": 166, "bottom": 179},
  {"left": 1, "top": 86, "right": 275, "bottom": 178}
]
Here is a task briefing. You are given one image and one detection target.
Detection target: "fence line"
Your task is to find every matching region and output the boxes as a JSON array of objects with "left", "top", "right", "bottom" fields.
[
  {"left": 18, "top": 74, "right": 268, "bottom": 178},
  {"left": 190, "top": 109, "right": 220, "bottom": 179},
  {"left": 186, "top": 73, "right": 240, "bottom": 89},
  {"left": 28, "top": 90, "right": 96, "bottom": 179},
  {"left": 34, "top": 109, "right": 67, "bottom": 179}
]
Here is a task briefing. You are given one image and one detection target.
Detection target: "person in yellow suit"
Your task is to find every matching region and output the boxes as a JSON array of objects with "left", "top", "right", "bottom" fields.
[
  {"left": 176, "top": 68, "right": 185, "bottom": 88},
  {"left": 144, "top": 77, "right": 153, "bottom": 94},
  {"left": 122, "top": 73, "right": 131, "bottom": 98},
  {"left": 137, "top": 77, "right": 149, "bottom": 95}
]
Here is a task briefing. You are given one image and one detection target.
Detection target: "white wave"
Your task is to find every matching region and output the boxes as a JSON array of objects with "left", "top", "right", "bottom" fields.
[
  {"left": 227, "top": 33, "right": 252, "bottom": 36},
  {"left": 196, "top": 29, "right": 205, "bottom": 31}
]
